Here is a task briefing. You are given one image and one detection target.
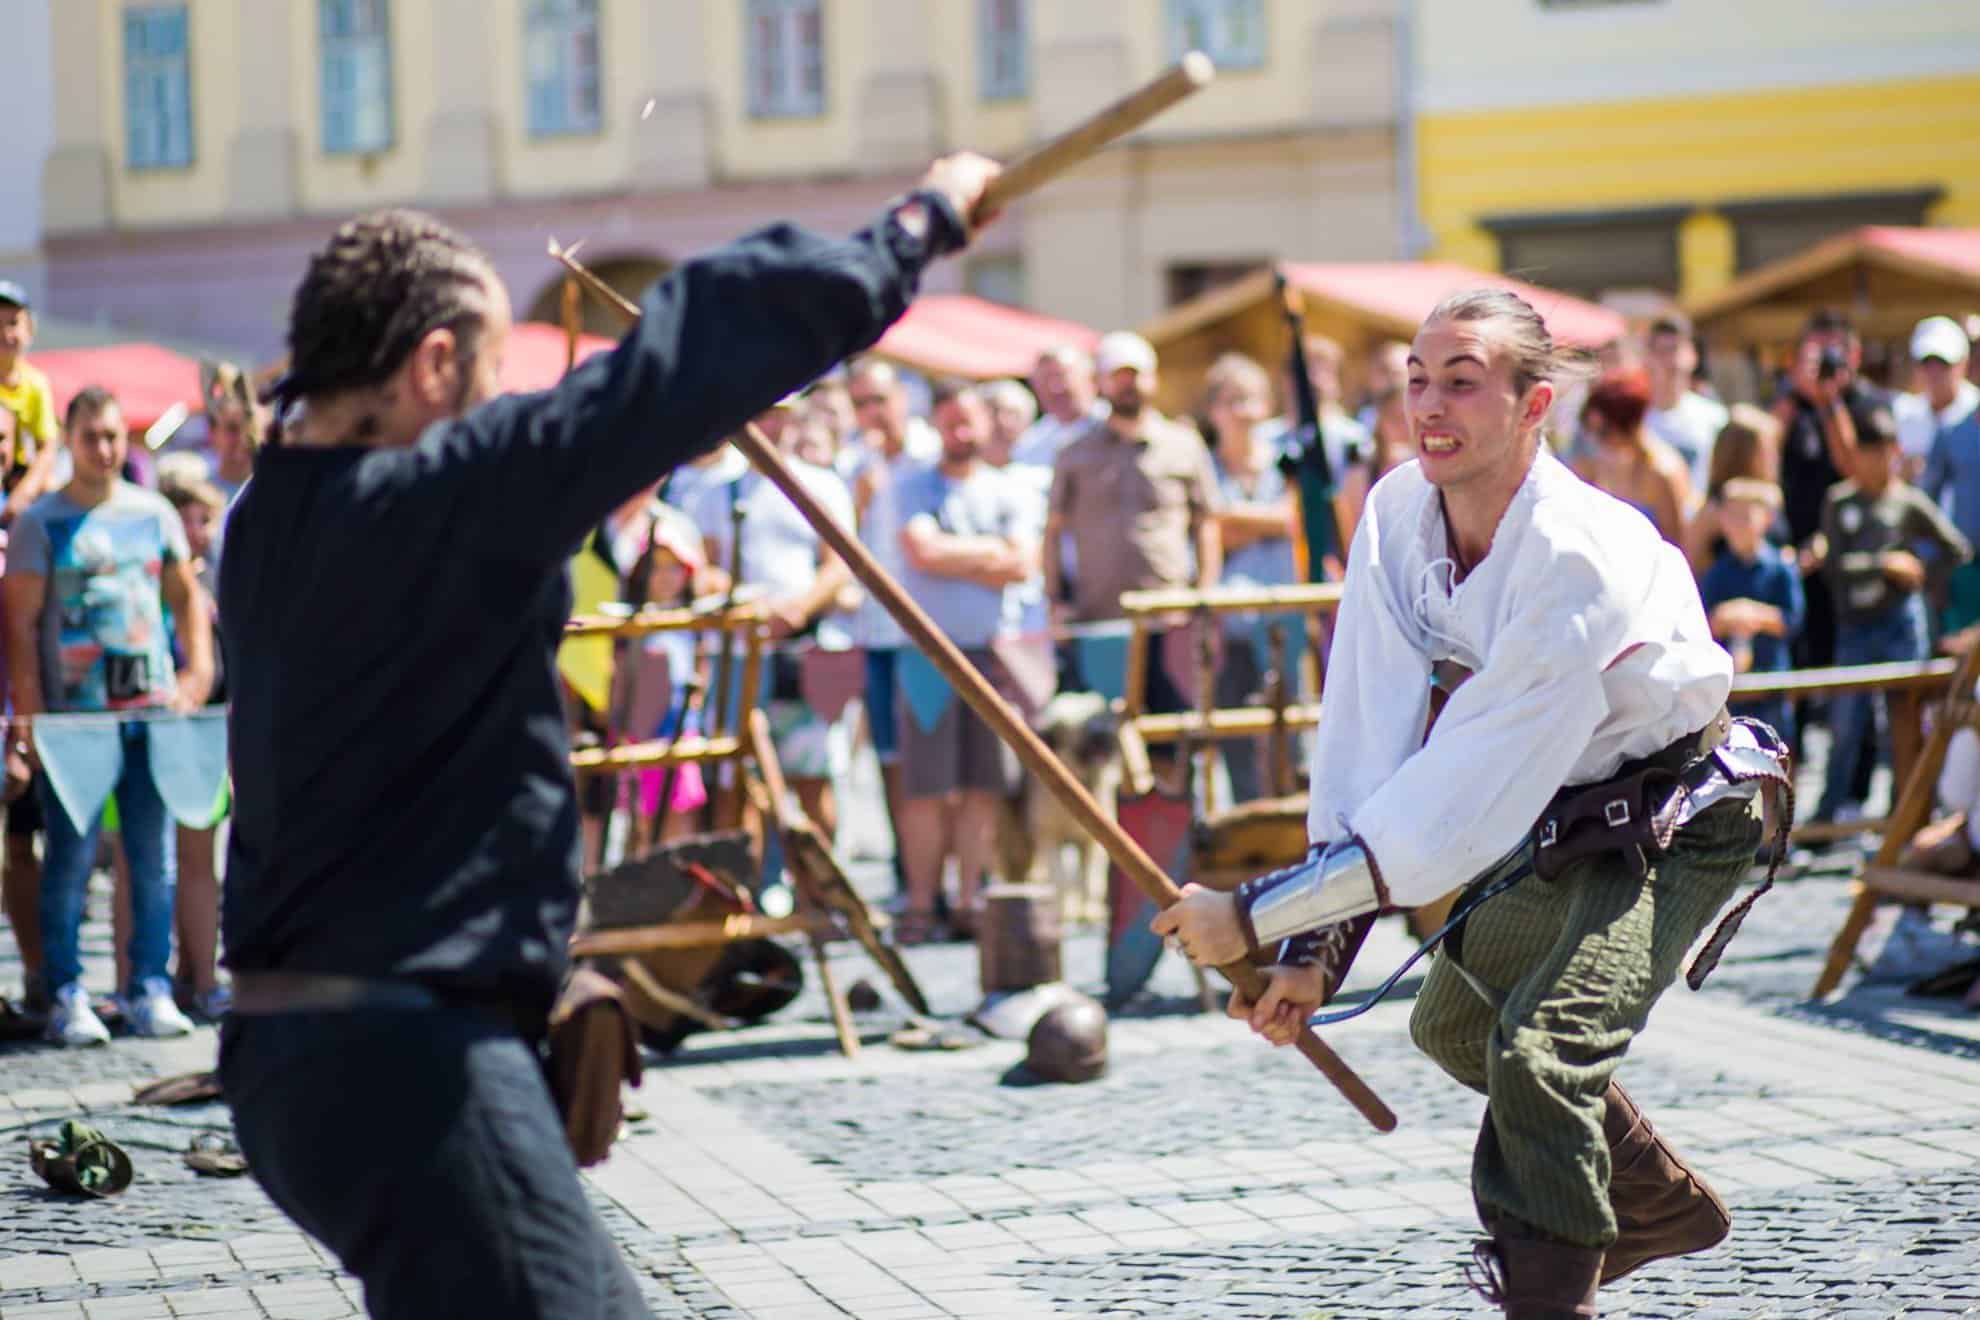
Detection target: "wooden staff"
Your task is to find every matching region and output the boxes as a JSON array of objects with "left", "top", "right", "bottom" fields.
[
  {"left": 731, "top": 418, "right": 1391, "bottom": 1127},
  {"left": 550, "top": 65, "right": 1397, "bottom": 1129}
]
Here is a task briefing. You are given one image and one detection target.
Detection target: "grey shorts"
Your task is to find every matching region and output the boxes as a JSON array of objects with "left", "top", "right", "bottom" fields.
[{"left": 897, "top": 648, "right": 1019, "bottom": 800}]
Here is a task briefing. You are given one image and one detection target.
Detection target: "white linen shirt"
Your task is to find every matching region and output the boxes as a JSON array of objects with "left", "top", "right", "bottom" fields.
[{"left": 1306, "top": 450, "right": 1732, "bottom": 905}]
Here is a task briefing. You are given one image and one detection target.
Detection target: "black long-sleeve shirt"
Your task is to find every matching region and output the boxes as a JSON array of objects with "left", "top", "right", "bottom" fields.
[{"left": 219, "top": 196, "right": 965, "bottom": 1014}]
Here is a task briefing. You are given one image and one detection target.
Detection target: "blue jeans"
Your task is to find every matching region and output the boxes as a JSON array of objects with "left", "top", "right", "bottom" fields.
[
  {"left": 1817, "top": 597, "right": 1928, "bottom": 820},
  {"left": 864, "top": 647, "right": 900, "bottom": 765},
  {"left": 39, "top": 723, "right": 177, "bottom": 994}
]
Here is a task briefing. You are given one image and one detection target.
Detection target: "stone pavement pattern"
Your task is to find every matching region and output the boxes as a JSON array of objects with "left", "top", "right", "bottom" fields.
[{"left": 4, "top": 751, "right": 1980, "bottom": 1317}]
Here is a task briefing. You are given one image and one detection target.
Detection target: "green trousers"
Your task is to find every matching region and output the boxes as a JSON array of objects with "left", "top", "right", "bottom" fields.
[{"left": 1408, "top": 796, "right": 1761, "bottom": 1247}]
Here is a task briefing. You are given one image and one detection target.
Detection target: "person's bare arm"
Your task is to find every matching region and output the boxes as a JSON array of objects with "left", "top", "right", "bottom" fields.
[
  {"left": 1194, "top": 507, "right": 1223, "bottom": 590},
  {"left": 900, "top": 517, "right": 1026, "bottom": 586},
  {"left": 766, "top": 544, "right": 851, "bottom": 640},
  {"left": 3, "top": 571, "right": 46, "bottom": 763},
  {"left": 1213, "top": 494, "right": 1296, "bottom": 551},
  {"left": 161, "top": 559, "right": 214, "bottom": 710},
  {"left": 0, "top": 441, "right": 59, "bottom": 526}
]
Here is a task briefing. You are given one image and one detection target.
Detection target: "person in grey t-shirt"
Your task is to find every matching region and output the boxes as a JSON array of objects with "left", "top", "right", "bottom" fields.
[
  {"left": 2, "top": 387, "right": 211, "bottom": 1047},
  {"left": 891, "top": 383, "right": 1035, "bottom": 941}
]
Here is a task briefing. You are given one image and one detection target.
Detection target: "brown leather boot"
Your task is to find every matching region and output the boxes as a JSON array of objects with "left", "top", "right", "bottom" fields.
[
  {"left": 1602, "top": 1082, "right": 1730, "bottom": 1283},
  {"left": 1466, "top": 1223, "right": 1603, "bottom": 1319}
]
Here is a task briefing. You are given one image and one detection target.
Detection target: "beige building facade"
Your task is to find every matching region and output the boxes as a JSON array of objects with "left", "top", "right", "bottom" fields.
[{"left": 37, "top": 0, "right": 1411, "bottom": 360}]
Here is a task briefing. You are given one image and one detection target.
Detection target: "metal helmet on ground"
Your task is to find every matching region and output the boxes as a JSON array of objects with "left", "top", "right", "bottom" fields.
[{"left": 1019, "top": 992, "right": 1109, "bottom": 1084}]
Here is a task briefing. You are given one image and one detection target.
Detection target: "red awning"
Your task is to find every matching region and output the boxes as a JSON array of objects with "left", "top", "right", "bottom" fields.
[
  {"left": 1277, "top": 261, "right": 1627, "bottom": 348},
  {"left": 1853, "top": 226, "right": 1980, "bottom": 281},
  {"left": 31, "top": 343, "right": 206, "bottom": 437},
  {"left": 501, "top": 321, "right": 619, "bottom": 395},
  {"left": 873, "top": 294, "right": 1100, "bottom": 380}
]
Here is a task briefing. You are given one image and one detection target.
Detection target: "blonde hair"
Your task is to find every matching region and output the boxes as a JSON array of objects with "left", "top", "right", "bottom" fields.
[{"left": 1201, "top": 352, "right": 1271, "bottom": 411}]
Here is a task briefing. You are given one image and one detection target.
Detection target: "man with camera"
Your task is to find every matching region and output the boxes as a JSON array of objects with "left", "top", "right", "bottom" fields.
[{"left": 1772, "top": 310, "right": 1895, "bottom": 682}]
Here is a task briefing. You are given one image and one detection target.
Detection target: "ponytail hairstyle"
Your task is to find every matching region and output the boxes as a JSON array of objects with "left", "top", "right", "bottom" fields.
[
  {"left": 1422, "top": 288, "right": 1594, "bottom": 400},
  {"left": 270, "top": 209, "right": 496, "bottom": 439}
]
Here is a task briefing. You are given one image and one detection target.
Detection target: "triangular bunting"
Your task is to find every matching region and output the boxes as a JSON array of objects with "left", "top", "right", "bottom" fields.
[
  {"left": 32, "top": 720, "right": 124, "bottom": 834},
  {"left": 991, "top": 634, "right": 1057, "bottom": 720},
  {"left": 896, "top": 648, "right": 956, "bottom": 734},
  {"left": 799, "top": 646, "right": 866, "bottom": 726},
  {"left": 144, "top": 712, "right": 231, "bottom": 828},
  {"left": 1071, "top": 624, "right": 1131, "bottom": 704}
]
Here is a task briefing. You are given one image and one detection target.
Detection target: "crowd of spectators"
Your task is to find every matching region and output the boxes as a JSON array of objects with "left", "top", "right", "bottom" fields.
[{"left": 7, "top": 254, "right": 1980, "bottom": 1035}]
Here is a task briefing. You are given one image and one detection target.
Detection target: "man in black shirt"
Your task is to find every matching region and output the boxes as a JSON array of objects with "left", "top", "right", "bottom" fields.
[{"left": 217, "top": 154, "right": 999, "bottom": 1318}]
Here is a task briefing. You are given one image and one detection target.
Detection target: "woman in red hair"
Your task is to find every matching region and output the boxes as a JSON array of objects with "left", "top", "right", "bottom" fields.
[{"left": 1573, "top": 366, "right": 1694, "bottom": 546}]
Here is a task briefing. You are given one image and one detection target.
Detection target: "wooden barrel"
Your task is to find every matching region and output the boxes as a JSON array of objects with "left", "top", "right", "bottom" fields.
[{"left": 977, "top": 883, "right": 1063, "bottom": 993}]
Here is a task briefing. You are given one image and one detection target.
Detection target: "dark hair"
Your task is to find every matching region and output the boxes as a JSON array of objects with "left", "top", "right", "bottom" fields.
[
  {"left": 928, "top": 377, "right": 975, "bottom": 411},
  {"left": 1648, "top": 313, "right": 1694, "bottom": 341},
  {"left": 1858, "top": 408, "right": 1899, "bottom": 448},
  {"left": 1423, "top": 288, "right": 1591, "bottom": 395},
  {"left": 64, "top": 385, "right": 121, "bottom": 431},
  {"left": 1802, "top": 307, "right": 1857, "bottom": 344},
  {"left": 1583, "top": 367, "right": 1653, "bottom": 435},
  {"left": 275, "top": 209, "right": 494, "bottom": 415}
]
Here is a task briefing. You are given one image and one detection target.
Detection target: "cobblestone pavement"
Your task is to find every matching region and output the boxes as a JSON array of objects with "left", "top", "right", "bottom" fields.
[{"left": 4, "top": 748, "right": 1979, "bottom": 1317}]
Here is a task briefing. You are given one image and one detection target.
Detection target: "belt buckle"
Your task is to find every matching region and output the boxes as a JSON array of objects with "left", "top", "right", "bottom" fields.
[{"left": 1604, "top": 798, "right": 1631, "bottom": 827}]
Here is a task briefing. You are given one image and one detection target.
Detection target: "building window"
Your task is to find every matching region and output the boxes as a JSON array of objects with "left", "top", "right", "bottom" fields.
[
  {"left": 320, "top": 0, "right": 394, "bottom": 155},
  {"left": 1721, "top": 189, "right": 1941, "bottom": 273},
  {"left": 1479, "top": 206, "right": 1687, "bottom": 300},
  {"left": 1166, "top": 259, "right": 1263, "bottom": 308},
  {"left": 979, "top": 0, "right": 1027, "bottom": 102},
  {"left": 966, "top": 255, "right": 1026, "bottom": 308},
  {"left": 745, "top": 0, "right": 825, "bottom": 119},
  {"left": 124, "top": 5, "right": 193, "bottom": 170},
  {"left": 1167, "top": 0, "right": 1265, "bottom": 70},
  {"left": 527, "top": 0, "right": 602, "bottom": 138}
]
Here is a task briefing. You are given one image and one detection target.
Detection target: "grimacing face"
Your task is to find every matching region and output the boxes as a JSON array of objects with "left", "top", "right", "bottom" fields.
[{"left": 1406, "top": 318, "right": 1549, "bottom": 496}]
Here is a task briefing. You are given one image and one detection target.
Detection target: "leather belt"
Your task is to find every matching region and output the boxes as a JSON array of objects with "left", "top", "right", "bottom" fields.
[{"left": 231, "top": 972, "right": 441, "bottom": 1017}]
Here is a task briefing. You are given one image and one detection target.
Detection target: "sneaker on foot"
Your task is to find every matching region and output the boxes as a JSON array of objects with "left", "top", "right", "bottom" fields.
[
  {"left": 192, "top": 983, "right": 233, "bottom": 1020},
  {"left": 46, "top": 983, "right": 111, "bottom": 1047},
  {"left": 120, "top": 976, "right": 195, "bottom": 1038}
]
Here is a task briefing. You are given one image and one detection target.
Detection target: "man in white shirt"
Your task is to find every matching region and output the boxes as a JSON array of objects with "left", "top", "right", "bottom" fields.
[
  {"left": 1157, "top": 290, "right": 1786, "bottom": 1315},
  {"left": 1012, "top": 345, "right": 1100, "bottom": 470},
  {"left": 1644, "top": 314, "right": 1728, "bottom": 493},
  {"left": 1895, "top": 315, "right": 1979, "bottom": 472}
]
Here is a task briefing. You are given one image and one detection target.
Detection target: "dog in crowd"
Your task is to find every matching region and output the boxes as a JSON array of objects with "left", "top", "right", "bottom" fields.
[{"left": 998, "top": 690, "right": 1121, "bottom": 925}]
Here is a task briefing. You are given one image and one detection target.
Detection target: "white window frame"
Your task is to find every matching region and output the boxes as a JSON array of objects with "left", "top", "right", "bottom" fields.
[
  {"left": 1166, "top": 0, "right": 1265, "bottom": 71},
  {"left": 320, "top": 0, "right": 395, "bottom": 156},
  {"left": 526, "top": 0, "right": 603, "bottom": 138},
  {"left": 124, "top": 4, "right": 194, "bottom": 171},
  {"left": 745, "top": 0, "right": 826, "bottom": 119},
  {"left": 978, "top": 0, "right": 1028, "bottom": 102}
]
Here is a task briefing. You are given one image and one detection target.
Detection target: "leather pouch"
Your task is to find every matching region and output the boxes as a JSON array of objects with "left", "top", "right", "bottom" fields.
[{"left": 545, "top": 964, "right": 642, "bottom": 1167}]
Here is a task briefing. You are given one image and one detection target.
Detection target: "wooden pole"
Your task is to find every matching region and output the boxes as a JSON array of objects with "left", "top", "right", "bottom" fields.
[{"left": 729, "top": 421, "right": 1393, "bottom": 1131}]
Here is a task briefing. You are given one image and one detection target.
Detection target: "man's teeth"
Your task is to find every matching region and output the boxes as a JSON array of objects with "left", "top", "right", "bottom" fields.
[{"left": 1422, "top": 435, "right": 1459, "bottom": 454}]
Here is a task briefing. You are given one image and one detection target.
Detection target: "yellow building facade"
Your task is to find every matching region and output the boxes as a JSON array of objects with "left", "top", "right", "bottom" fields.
[
  {"left": 40, "top": 0, "right": 1414, "bottom": 355},
  {"left": 1414, "top": 0, "right": 1980, "bottom": 306}
]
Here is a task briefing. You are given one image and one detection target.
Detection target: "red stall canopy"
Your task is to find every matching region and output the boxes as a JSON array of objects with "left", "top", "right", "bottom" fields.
[
  {"left": 502, "top": 321, "right": 619, "bottom": 394},
  {"left": 31, "top": 343, "right": 206, "bottom": 437},
  {"left": 873, "top": 294, "right": 1100, "bottom": 381}
]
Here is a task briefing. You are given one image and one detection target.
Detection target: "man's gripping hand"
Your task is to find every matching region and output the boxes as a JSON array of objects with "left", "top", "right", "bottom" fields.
[
  {"left": 1228, "top": 964, "right": 1329, "bottom": 1048},
  {"left": 918, "top": 153, "right": 1004, "bottom": 233},
  {"left": 1150, "top": 883, "right": 1246, "bottom": 967}
]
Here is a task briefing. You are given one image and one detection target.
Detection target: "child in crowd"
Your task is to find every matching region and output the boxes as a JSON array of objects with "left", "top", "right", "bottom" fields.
[
  {"left": 622, "top": 509, "right": 710, "bottom": 847},
  {"left": 1814, "top": 411, "right": 1973, "bottom": 822},
  {"left": 1699, "top": 477, "right": 1803, "bottom": 743},
  {"left": 0, "top": 281, "right": 58, "bottom": 528}
]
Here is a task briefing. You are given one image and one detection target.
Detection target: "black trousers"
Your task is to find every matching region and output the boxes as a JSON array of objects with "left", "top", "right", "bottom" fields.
[{"left": 220, "top": 1006, "right": 650, "bottom": 1319}]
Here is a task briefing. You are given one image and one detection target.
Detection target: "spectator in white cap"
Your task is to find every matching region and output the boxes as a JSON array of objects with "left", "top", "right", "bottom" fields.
[
  {"left": 1044, "top": 330, "right": 1220, "bottom": 721},
  {"left": 1920, "top": 317, "right": 1980, "bottom": 634},
  {"left": 1899, "top": 316, "right": 1978, "bottom": 468}
]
